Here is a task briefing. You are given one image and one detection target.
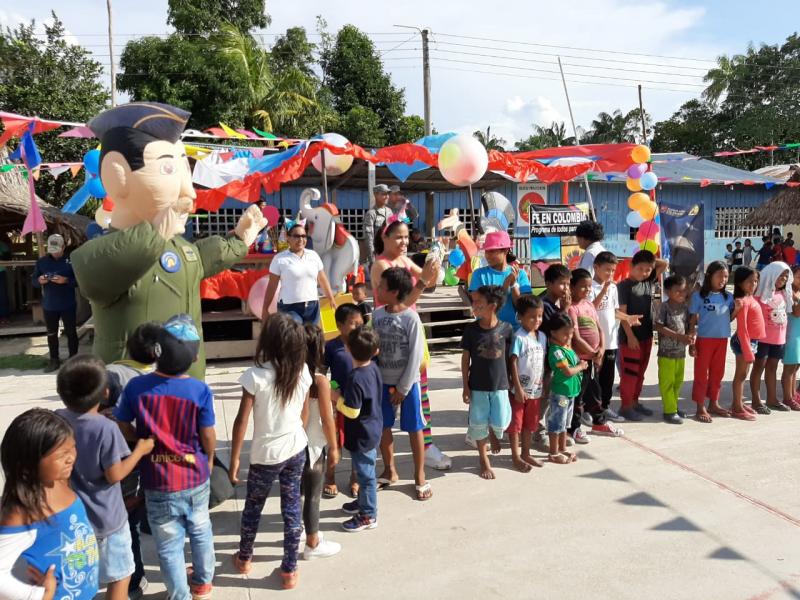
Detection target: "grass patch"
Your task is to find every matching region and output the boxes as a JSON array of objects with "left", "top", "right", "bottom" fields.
[{"left": 0, "top": 354, "right": 49, "bottom": 370}]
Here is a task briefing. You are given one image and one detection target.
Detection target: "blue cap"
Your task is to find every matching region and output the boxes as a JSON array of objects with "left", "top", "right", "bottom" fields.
[{"left": 163, "top": 314, "right": 200, "bottom": 342}]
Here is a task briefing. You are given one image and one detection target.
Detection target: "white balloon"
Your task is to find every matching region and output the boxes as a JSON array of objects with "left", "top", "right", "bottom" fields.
[
  {"left": 247, "top": 275, "right": 280, "bottom": 318},
  {"left": 311, "top": 133, "right": 354, "bottom": 176},
  {"left": 438, "top": 134, "right": 489, "bottom": 187}
]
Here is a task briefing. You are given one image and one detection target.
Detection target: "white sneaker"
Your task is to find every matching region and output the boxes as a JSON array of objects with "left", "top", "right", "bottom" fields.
[
  {"left": 303, "top": 533, "right": 342, "bottom": 560},
  {"left": 464, "top": 434, "right": 477, "bottom": 449},
  {"left": 425, "top": 443, "right": 452, "bottom": 470},
  {"left": 572, "top": 428, "right": 591, "bottom": 444},
  {"left": 565, "top": 435, "right": 575, "bottom": 447},
  {"left": 604, "top": 407, "right": 626, "bottom": 423}
]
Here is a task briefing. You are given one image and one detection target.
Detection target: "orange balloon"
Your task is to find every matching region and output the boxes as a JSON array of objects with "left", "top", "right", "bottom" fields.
[
  {"left": 626, "top": 177, "right": 642, "bottom": 192},
  {"left": 627, "top": 192, "right": 650, "bottom": 211},
  {"left": 637, "top": 201, "right": 658, "bottom": 221},
  {"left": 631, "top": 145, "right": 651, "bottom": 164}
]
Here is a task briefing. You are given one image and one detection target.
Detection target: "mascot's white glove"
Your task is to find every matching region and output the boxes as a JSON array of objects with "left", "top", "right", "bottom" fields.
[{"left": 234, "top": 204, "right": 269, "bottom": 246}]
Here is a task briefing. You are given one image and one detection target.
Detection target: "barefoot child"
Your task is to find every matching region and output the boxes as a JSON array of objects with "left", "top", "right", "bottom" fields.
[
  {"left": 731, "top": 267, "right": 763, "bottom": 420},
  {"left": 780, "top": 266, "right": 800, "bottom": 411},
  {"left": 461, "top": 285, "right": 514, "bottom": 479},
  {"left": 654, "top": 276, "right": 694, "bottom": 424},
  {"left": 55, "top": 355, "right": 154, "bottom": 600},
  {"left": 506, "top": 294, "right": 546, "bottom": 472},
  {"left": 750, "top": 261, "right": 792, "bottom": 414},
  {"left": 546, "top": 313, "right": 589, "bottom": 464},
  {"left": 689, "top": 261, "right": 740, "bottom": 423},
  {"left": 0, "top": 409, "right": 99, "bottom": 600},
  {"left": 373, "top": 267, "right": 431, "bottom": 500}
]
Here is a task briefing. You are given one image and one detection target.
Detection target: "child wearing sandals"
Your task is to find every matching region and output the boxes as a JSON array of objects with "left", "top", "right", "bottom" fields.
[
  {"left": 689, "top": 261, "right": 740, "bottom": 422},
  {"left": 546, "top": 313, "right": 589, "bottom": 464},
  {"left": 750, "top": 261, "right": 793, "bottom": 414},
  {"left": 780, "top": 265, "right": 800, "bottom": 411},
  {"left": 461, "top": 285, "right": 514, "bottom": 479},
  {"left": 730, "top": 267, "right": 764, "bottom": 421},
  {"left": 372, "top": 267, "right": 431, "bottom": 500}
]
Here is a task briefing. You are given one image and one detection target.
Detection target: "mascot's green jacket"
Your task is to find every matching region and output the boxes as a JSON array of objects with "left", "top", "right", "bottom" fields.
[{"left": 72, "top": 102, "right": 266, "bottom": 380}]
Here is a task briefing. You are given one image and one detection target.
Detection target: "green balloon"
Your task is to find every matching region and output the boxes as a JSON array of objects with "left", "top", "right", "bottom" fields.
[{"left": 444, "top": 266, "right": 460, "bottom": 286}]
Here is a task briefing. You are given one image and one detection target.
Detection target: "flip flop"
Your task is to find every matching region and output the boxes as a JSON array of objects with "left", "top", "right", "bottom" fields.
[
  {"left": 376, "top": 478, "right": 395, "bottom": 490},
  {"left": 754, "top": 404, "right": 771, "bottom": 415},
  {"left": 232, "top": 552, "right": 252, "bottom": 575},
  {"left": 548, "top": 453, "right": 568, "bottom": 464},
  {"left": 322, "top": 483, "right": 338, "bottom": 499},
  {"left": 708, "top": 407, "right": 731, "bottom": 418},
  {"left": 731, "top": 410, "right": 756, "bottom": 421},
  {"left": 767, "top": 403, "right": 791, "bottom": 412},
  {"left": 415, "top": 482, "right": 433, "bottom": 501},
  {"left": 695, "top": 413, "right": 713, "bottom": 423}
]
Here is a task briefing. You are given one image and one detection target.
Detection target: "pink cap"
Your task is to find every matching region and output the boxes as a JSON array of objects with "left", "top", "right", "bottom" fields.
[{"left": 483, "top": 230, "right": 512, "bottom": 251}]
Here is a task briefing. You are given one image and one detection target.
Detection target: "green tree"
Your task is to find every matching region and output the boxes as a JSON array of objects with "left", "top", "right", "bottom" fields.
[
  {"left": 270, "top": 26, "right": 316, "bottom": 76},
  {"left": 473, "top": 127, "right": 506, "bottom": 151},
  {"left": 583, "top": 109, "right": 639, "bottom": 144},
  {"left": 339, "top": 105, "right": 386, "bottom": 147},
  {"left": 515, "top": 121, "right": 576, "bottom": 150},
  {"left": 651, "top": 99, "right": 719, "bottom": 156},
  {"left": 394, "top": 115, "right": 426, "bottom": 144},
  {"left": 0, "top": 14, "right": 108, "bottom": 207},
  {"left": 167, "top": 0, "right": 269, "bottom": 35},
  {"left": 702, "top": 51, "right": 747, "bottom": 105}
]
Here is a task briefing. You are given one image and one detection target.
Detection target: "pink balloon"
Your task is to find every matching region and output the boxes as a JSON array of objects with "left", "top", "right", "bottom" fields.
[
  {"left": 247, "top": 275, "right": 280, "bottom": 318},
  {"left": 627, "top": 163, "right": 647, "bottom": 179},
  {"left": 261, "top": 205, "right": 280, "bottom": 227},
  {"left": 635, "top": 220, "right": 660, "bottom": 243}
]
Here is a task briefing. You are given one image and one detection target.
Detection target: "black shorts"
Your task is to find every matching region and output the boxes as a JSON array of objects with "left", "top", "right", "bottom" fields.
[{"left": 755, "top": 341, "right": 785, "bottom": 360}]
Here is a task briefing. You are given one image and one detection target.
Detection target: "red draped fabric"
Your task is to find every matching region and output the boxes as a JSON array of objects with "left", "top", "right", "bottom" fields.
[{"left": 200, "top": 268, "right": 269, "bottom": 300}]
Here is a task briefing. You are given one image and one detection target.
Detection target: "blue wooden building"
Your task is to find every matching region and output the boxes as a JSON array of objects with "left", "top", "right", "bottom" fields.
[{"left": 202, "top": 152, "right": 781, "bottom": 265}]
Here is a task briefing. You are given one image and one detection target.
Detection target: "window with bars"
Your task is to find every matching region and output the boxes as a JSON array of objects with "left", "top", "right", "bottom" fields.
[
  {"left": 190, "top": 207, "right": 294, "bottom": 238},
  {"left": 337, "top": 209, "right": 367, "bottom": 239},
  {"left": 714, "top": 206, "right": 769, "bottom": 239}
]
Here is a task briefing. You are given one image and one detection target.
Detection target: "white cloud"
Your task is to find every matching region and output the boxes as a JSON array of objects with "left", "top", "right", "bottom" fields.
[{"left": 0, "top": 9, "right": 80, "bottom": 46}]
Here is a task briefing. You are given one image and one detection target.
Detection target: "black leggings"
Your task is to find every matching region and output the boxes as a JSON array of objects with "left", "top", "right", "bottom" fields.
[
  {"left": 302, "top": 448, "right": 326, "bottom": 535},
  {"left": 44, "top": 309, "right": 78, "bottom": 360}
]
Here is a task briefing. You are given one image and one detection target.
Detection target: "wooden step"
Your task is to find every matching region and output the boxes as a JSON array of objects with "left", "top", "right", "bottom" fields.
[
  {"left": 423, "top": 318, "right": 474, "bottom": 328},
  {"left": 426, "top": 335, "right": 463, "bottom": 345},
  {"left": 416, "top": 305, "right": 470, "bottom": 314}
]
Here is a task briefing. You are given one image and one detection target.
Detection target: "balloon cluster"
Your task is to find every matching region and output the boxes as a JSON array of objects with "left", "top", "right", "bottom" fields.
[
  {"left": 61, "top": 149, "right": 107, "bottom": 214},
  {"left": 624, "top": 146, "right": 661, "bottom": 254}
]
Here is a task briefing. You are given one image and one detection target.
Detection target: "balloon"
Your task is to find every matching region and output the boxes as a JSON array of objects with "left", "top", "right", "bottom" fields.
[
  {"left": 627, "top": 163, "right": 647, "bottom": 178},
  {"left": 640, "top": 172, "right": 658, "bottom": 191},
  {"left": 311, "top": 133, "right": 354, "bottom": 176},
  {"left": 86, "top": 176, "right": 106, "bottom": 198},
  {"left": 247, "top": 275, "right": 280, "bottom": 318},
  {"left": 83, "top": 149, "right": 100, "bottom": 173},
  {"left": 637, "top": 201, "right": 658, "bottom": 221},
  {"left": 635, "top": 220, "right": 660, "bottom": 243},
  {"left": 261, "top": 205, "right": 280, "bottom": 227},
  {"left": 444, "top": 266, "right": 460, "bottom": 286},
  {"left": 63, "top": 149, "right": 106, "bottom": 213},
  {"left": 628, "top": 192, "right": 650, "bottom": 211},
  {"left": 626, "top": 177, "right": 642, "bottom": 192},
  {"left": 449, "top": 247, "right": 466, "bottom": 267},
  {"left": 640, "top": 239, "right": 659, "bottom": 254},
  {"left": 631, "top": 145, "right": 651, "bottom": 164},
  {"left": 626, "top": 211, "right": 646, "bottom": 228},
  {"left": 438, "top": 134, "right": 488, "bottom": 187}
]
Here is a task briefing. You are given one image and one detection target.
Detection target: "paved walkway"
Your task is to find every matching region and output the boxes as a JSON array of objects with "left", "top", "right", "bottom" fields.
[{"left": 1, "top": 337, "right": 800, "bottom": 599}]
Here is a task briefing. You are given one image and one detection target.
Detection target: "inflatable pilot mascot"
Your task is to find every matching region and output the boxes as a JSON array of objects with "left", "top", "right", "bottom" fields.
[{"left": 71, "top": 102, "right": 266, "bottom": 379}]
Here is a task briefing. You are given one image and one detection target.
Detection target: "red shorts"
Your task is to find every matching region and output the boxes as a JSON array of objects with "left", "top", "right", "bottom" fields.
[
  {"left": 336, "top": 411, "right": 345, "bottom": 448},
  {"left": 506, "top": 394, "right": 541, "bottom": 434}
]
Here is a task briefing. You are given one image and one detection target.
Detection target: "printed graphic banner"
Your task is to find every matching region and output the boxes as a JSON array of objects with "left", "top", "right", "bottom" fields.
[
  {"left": 659, "top": 201, "right": 704, "bottom": 282},
  {"left": 529, "top": 202, "right": 590, "bottom": 269}
]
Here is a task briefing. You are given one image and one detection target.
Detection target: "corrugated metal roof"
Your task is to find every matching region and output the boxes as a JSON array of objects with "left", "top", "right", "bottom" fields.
[{"left": 644, "top": 152, "right": 782, "bottom": 184}]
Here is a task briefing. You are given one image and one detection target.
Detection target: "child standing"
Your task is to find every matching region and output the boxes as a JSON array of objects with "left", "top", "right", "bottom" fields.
[
  {"left": 539, "top": 264, "right": 571, "bottom": 338},
  {"left": 546, "top": 313, "right": 589, "bottom": 464},
  {"left": 781, "top": 266, "right": 800, "bottom": 410},
  {"left": 337, "top": 326, "right": 383, "bottom": 532},
  {"left": 461, "top": 285, "right": 514, "bottom": 480},
  {"left": 750, "top": 261, "right": 793, "bottom": 414},
  {"left": 654, "top": 276, "right": 694, "bottom": 424},
  {"left": 55, "top": 355, "right": 154, "bottom": 600},
  {"left": 323, "top": 303, "right": 364, "bottom": 498},
  {"left": 373, "top": 267, "right": 431, "bottom": 501},
  {"left": 618, "top": 250, "right": 667, "bottom": 421},
  {"left": 506, "top": 295, "right": 546, "bottom": 472},
  {"left": 689, "top": 261, "right": 739, "bottom": 422},
  {"left": 351, "top": 282, "right": 373, "bottom": 324},
  {"left": 229, "top": 313, "right": 310, "bottom": 589},
  {"left": 114, "top": 314, "right": 217, "bottom": 599},
  {"left": 730, "top": 266, "right": 763, "bottom": 420},
  {"left": 0, "top": 409, "right": 99, "bottom": 600}
]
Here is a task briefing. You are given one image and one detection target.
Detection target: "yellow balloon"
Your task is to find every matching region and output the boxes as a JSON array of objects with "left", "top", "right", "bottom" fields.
[
  {"left": 637, "top": 201, "right": 658, "bottom": 221},
  {"left": 641, "top": 239, "right": 659, "bottom": 254},
  {"left": 631, "top": 145, "right": 651, "bottom": 164},
  {"left": 438, "top": 143, "right": 461, "bottom": 170},
  {"left": 627, "top": 192, "right": 650, "bottom": 211},
  {"left": 626, "top": 177, "right": 642, "bottom": 192}
]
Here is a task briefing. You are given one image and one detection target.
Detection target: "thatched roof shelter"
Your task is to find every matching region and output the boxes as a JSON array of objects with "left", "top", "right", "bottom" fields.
[
  {"left": 739, "top": 166, "right": 800, "bottom": 228},
  {"left": 0, "top": 164, "right": 90, "bottom": 247}
]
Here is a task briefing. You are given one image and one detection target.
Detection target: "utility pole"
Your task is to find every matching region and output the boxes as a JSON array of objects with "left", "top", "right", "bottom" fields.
[
  {"left": 421, "top": 28, "right": 434, "bottom": 237},
  {"left": 637, "top": 85, "right": 647, "bottom": 144},
  {"left": 107, "top": 0, "right": 116, "bottom": 106}
]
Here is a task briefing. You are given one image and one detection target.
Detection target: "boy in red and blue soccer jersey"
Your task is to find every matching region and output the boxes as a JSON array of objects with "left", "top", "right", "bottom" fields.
[{"left": 114, "top": 314, "right": 216, "bottom": 600}]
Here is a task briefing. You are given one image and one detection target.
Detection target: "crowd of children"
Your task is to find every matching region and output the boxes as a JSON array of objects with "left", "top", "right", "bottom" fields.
[{"left": 6, "top": 234, "right": 800, "bottom": 598}]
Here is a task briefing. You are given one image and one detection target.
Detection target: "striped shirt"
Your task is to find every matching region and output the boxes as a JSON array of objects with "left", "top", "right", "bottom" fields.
[{"left": 115, "top": 373, "right": 215, "bottom": 492}]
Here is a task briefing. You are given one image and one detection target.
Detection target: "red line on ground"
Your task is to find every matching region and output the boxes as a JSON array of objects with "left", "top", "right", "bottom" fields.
[{"left": 622, "top": 436, "right": 800, "bottom": 529}]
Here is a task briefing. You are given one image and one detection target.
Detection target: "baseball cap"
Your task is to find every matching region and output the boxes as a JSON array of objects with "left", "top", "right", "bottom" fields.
[
  {"left": 389, "top": 185, "right": 401, "bottom": 193},
  {"left": 483, "top": 231, "right": 512, "bottom": 251},
  {"left": 373, "top": 184, "right": 390, "bottom": 194},
  {"left": 46, "top": 234, "right": 65, "bottom": 254}
]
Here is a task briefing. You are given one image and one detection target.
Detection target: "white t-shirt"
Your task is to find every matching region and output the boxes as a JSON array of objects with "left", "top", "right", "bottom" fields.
[
  {"left": 239, "top": 363, "right": 311, "bottom": 465},
  {"left": 269, "top": 249, "right": 324, "bottom": 304},
  {"left": 510, "top": 329, "right": 546, "bottom": 398},
  {"left": 591, "top": 279, "right": 619, "bottom": 350},
  {"left": 578, "top": 241, "right": 606, "bottom": 275}
]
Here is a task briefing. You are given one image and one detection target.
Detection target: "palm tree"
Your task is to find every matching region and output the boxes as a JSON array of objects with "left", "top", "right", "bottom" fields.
[
  {"left": 584, "top": 110, "right": 639, "bottom": 143},
  {"left": 702, "top": 50, "right": 748, "bottom": 105},
  {"left": 473, "top": 126, "right": 507, "bottom": 151},
  {"left": 211, "top": 24, "right": 318, "bottom": 134}
]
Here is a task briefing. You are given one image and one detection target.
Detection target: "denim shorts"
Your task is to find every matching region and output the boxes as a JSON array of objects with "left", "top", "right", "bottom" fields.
[
  {"left": 98, "top": 523, "right": 135, "bottom": 584},
  {"left": 546, "top": 393, "right": 575, "bottom": 434},
  {"left": 382, "top": 383, "right": 426, "bottom": 432},
  {"left": 278, "top": 300, "right": 320, "bottom": 325},
  {"left": 468, "top": 390, "right": 512, "bottom": 441},
  {"left": 730, "top": 335, "right": 758, "bottom": 357},
  {"left": 755, "top": 341, "right": 785, "bottom": 360}
]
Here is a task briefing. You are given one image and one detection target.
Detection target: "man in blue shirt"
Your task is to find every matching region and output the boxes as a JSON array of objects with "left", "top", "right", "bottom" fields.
[
  {"left": 468, "top": 231, "right": 532, "bottom": 326},
  {"left": 31, "top": 234, "right": 78, "bottom": 372}
]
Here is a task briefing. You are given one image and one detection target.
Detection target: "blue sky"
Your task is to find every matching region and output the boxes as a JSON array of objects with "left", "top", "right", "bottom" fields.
[{"left": 3, "top": 0, "right": 797, "bottom": 143}]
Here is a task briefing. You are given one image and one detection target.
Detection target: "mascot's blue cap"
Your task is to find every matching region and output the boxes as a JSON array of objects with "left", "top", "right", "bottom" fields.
[{"left": 89, "top": 102, "right": 190, "bottom": 144}]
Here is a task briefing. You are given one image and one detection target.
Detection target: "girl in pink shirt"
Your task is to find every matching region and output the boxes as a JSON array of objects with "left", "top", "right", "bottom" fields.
[
  {"left": 779, "top": 265, "right": 800, "bottom": 410},
  {"left": 750, "top": 262, "right": 792, "bottom": 414},
  {"left": 730, "top": 267, "right": 763, "bottom": 420}
]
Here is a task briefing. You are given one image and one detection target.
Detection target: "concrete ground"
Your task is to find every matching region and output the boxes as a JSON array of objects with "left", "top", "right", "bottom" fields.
[{"left": 1, "top": 335, "right": 800, "bottom": 599}]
